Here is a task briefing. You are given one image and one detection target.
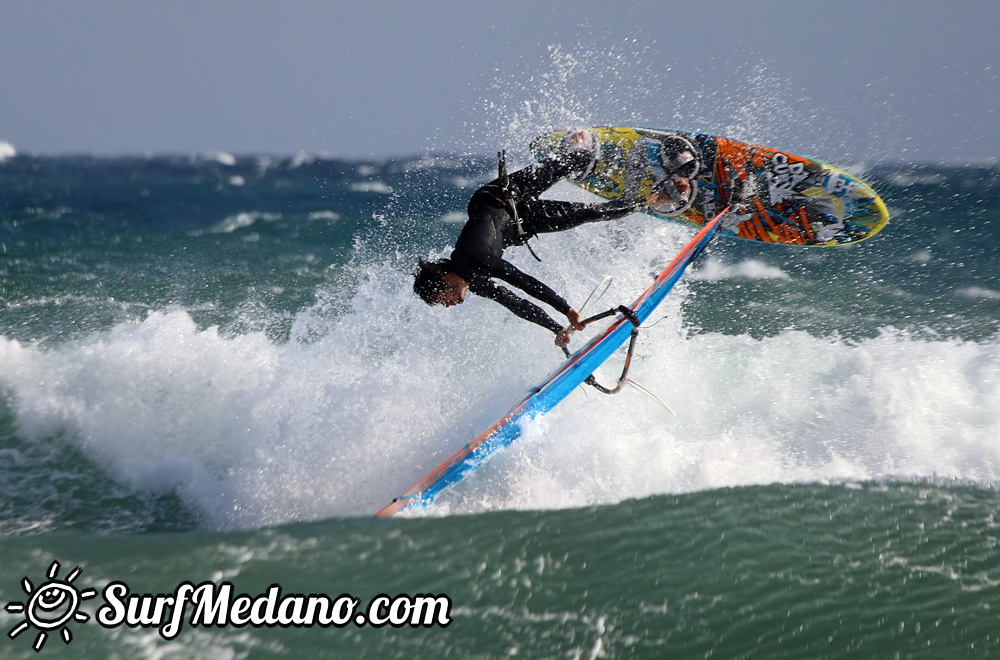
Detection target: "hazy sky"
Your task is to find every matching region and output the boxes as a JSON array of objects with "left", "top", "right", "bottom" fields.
[{"left": 2, "top": 1, "right": 997, "bottom": 163}]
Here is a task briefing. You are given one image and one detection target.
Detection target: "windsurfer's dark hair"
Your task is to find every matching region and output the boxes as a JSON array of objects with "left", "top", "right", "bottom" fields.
[{"left": 413, "top": 258, "right": 453, "bottom": 305}]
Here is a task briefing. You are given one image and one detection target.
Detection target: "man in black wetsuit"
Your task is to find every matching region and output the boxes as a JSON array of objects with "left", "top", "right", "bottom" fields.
[{"left": 413, "top": 130, "right": 691, "bottom": 344}]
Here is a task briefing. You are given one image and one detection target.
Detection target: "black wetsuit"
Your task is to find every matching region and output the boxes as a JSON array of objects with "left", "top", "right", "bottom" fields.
[{"left": 450, "top": 151, "right": 643, "bottom": 334}]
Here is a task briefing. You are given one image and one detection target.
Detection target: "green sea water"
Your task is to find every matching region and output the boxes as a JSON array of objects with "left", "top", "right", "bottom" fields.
[
  {"left": 2, "top": 483, "right": 998, "bottom": 658},
  {"left": 1, "top": 154, "right": 999, "bottom": 657}
]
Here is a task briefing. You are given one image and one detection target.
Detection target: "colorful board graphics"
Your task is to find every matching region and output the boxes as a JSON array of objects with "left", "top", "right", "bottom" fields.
[
  {"left": 532, "top": 127, "right": 889, "bottom": 246},
  {"left": 374, "top": 209, "right": 727, "bottom": 518}
]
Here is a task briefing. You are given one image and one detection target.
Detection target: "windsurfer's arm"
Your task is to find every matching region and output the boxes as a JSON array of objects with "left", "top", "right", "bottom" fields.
[
  {"left": 474, "top": 281, "right": 565, "bottom": 334},
  {"left": 470, "top": 259, "right": 584, "bottom": 335}
]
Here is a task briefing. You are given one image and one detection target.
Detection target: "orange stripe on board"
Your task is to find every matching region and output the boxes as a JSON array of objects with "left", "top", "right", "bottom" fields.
[
  {"left": 746, "top": 199, "right": 773, "bottom": 242},
  {"left": 751, "top": 216, "right": 772, "bottom": 242},
  {"left": 714, "top": 137, "right": 751, "bottom": 180},
  {"left": 769, "top": 206, "right": 807, "bottom": 245},
  {"left": 778, "top": 221, "right": 805, "bottom": 245},
  {"left": 754, "top": 198, "right": 783, "bottom": 238},
  {"left": 796, "top": 207, "right": 816, "bottom": 243}
]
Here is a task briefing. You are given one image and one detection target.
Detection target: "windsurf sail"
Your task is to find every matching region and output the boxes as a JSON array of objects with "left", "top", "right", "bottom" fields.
[{"left": 375, "top": 208, "right": 729, "bottom": 518}]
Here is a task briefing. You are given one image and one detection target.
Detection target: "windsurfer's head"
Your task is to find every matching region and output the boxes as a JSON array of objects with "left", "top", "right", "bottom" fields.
[{"left": 414, "top": 259, "right": 468, "bottom": 307}]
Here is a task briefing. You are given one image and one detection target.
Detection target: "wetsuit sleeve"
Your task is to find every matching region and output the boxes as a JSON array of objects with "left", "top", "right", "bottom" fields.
[
  {"left": 489, "top": 258, "right": 571, "bottom": 315},
  {"left": 519, "top": 196, "right": 644, "bottom": 235},
  {"left": 471, "top": 278, "right": 565, "bottom": 335}
]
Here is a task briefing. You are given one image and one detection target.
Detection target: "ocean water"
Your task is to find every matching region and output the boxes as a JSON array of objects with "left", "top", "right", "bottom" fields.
[{"left": 1, "top": 150, "right": 999, "bottom": 658}]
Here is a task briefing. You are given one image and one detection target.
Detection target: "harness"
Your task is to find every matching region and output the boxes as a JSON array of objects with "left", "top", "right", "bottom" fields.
[{"left": 494, "top": 150, "right": 541, "bottom": 261}]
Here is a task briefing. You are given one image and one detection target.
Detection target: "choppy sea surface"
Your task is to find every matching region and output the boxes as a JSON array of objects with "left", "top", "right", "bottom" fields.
[{"left": 1, "top": 149, "right": 998, "bottom": 657}]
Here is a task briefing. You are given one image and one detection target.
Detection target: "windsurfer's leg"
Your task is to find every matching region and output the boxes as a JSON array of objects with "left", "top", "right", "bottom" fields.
[{"left": 507, "top": 130, "right": 598, "bottom": 199}]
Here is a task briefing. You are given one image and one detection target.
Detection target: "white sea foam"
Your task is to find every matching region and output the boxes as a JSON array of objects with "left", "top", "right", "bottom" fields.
[
  {"left": 959, "top": 286, "right": 1000, "bottom": 300},
  {"left": 1, "top": 219, "right": 998, "bottom": 527},
  {"left": 889, "top": 172, "right": 948, "bottom": 186},
  {"left": 350, "top": 181, "right": 393, "bottom": 194},
  {"left": 208, "top": 211, "right": 281, "bottom": 234},
  {"left": 688, "top": 258, "right": 791, "bottom": 281},
  {"left": 0, "top": 141, "right": 15, "bottom": 162},
  {"left": 481, "top": 326, "right": 1000, "bottom": 515},
  {"left": 440, "top": 211, "right": 467, "bottom": 224},
  {"left": 451, "top": 175, "right": 488, "bottom": 189},
  {"left": 202, "top": 151, "right": 236, "bottom": 166},
  {"left": 307, "top": 211, "right": 341, "bottom": 222},
  {"left": 289, "top": 152, "right": 315, "bottom": 168}
]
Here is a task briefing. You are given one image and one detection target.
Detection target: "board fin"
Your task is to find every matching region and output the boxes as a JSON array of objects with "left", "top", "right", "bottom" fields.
[{"left": 627, "top": 379, "right": 677, "bottom": 416}]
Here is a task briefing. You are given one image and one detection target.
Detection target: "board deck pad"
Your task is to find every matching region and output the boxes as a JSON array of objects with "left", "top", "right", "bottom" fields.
[{"left": 532, "top": 127, "right": 889, "bottom": 246}]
